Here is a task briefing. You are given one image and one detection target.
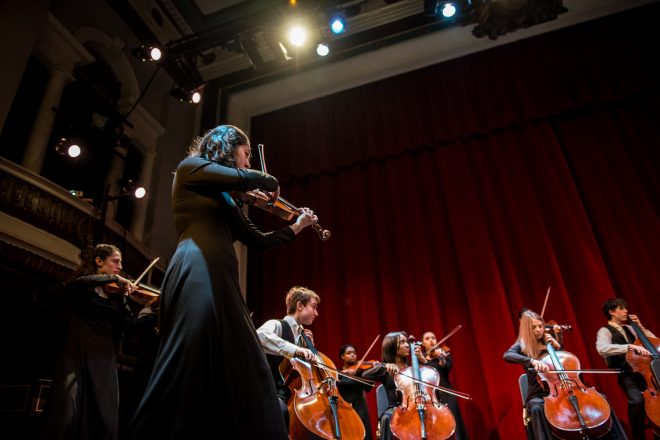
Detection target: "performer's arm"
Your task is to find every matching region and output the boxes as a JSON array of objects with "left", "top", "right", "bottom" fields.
[{"left": 257, "top": 319, "right": 299, "bottom": 358}]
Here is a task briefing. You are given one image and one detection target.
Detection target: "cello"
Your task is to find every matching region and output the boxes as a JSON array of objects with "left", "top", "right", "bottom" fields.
[
  {"left": 538, "top": 328, "right": 612, "bottom": 439},
  {"left": 280, "top": 329, "right": 365, "bottom": 439},
  {"left": 625, "top": 316, "right": 660, "bottom": 435},
  {"left": 391, "top": 335, "right": 456, "bottom": 440}
]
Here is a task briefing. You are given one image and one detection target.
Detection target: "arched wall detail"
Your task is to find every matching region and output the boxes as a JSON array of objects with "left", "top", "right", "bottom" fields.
[{"left": 73, "top": 26, "right": 139, "bottom": 105}]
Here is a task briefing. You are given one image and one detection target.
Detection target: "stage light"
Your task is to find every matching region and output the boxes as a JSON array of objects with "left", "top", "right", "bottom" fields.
[
  {"left": 171, "top": 87, "right": 203, "bottom": 104},
  {"left": 132, "top": 43, "right": 164, "bottom": 62},
  {"left": 441, "top": 3, "right": 457, "bottom": 17},
  {"left": 330, "top": 16, "right": 346, "bottom": 34},
  {"left": 55, "top": 137, "right": 82, "bottom": 158},
  {"left": 316, "top": 43, "right": 330, "bottom": 57},
  {"left": 67, "top": 144, "right": 81, "bottom": 158},
  {"left": 134, "top": 186, "right": 147, "bottom": 199},
  {"left": 149, "top": 47, "right": 162, "bottom": 61},
  {"left": 288, "top": 25, "right": 307, "bottom": 47}
]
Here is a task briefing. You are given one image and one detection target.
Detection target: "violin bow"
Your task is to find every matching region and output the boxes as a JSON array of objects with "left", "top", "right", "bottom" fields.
[
  {"left": 425, "top": 325, "right": 462, "bottom": 354},
  {"left": 540, "top": 286, "right": 551, "bottom": 319},
  {"left": 354, "top": 334, "right": 380, "bottom": 372},
  {"left": 395, "top": 371, "right": 472, "bottom": 400},
  {"left": 257, "top": 144, "right": 267, "bottom": 174},
  {"left": 133, "top": 257, "right": 160, "bottom": 286},
  {"left": 531, "top": 368, "right": 621, "bottom": 374},
  {"left": 298, "top": 358, "right": 376, "bottom": 387}
]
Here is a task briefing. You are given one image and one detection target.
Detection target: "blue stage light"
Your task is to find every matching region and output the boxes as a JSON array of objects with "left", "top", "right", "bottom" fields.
[{"left": 330, "top": 16, "right": 345, "bottom": 34}]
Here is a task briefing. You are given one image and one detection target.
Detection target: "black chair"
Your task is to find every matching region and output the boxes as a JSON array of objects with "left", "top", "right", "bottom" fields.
[
  {"left": 376, "top": 384, "right": 388, "bottom": 419},
  {"left": 518, "top": 373, "right": 535, "bottom": 439}
]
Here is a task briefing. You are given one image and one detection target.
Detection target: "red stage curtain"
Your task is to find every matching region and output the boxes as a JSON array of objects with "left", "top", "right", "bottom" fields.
[{"left": 246, "top": 5, "right": 660, "bottom": 438}]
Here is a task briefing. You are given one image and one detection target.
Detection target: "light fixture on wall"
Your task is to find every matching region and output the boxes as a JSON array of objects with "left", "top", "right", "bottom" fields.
[
  {"left": 132, "top": 43, "right": 164, "bottom": 62},
  {"left": 55, "top": 137, "right": 82, "bottom": 158},
  {"left": 171, "top": 86, "right": 203, "bottom": 104}
]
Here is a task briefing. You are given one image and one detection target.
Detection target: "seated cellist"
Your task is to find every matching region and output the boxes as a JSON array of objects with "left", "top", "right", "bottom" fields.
[
  {"left": 362, "top": 331, "right": 426, "bottom": 440},
  {"left": 596, "top": 298, "right": 658, "bottom": 439},
  {"left": 504, "top": 310, "right": 562, "bottom": 439},
  {"left": 256, "top": 286, "right": 320, "bottom": 428},
  {"left": 505, "top": 310, "right": 628, "bottom": 440}
]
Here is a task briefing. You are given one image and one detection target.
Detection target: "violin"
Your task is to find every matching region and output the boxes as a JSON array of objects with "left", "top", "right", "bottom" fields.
[
  {"left": 101, "top": 257, "right": 161, "bottom": 307},
  {"left": 537, "top": 327, "right": 612, "bottom": 439},
  {"left": 342, "top": 360, "right": 381, "bottom": 374},
  {"left": 237, "top": 143, "right": 331, "bottom": 241},
  {"left": 236, "top": 190, "right": 331, "bottom": 241},
  {"left": 391, "top": 336, "right": 456, "bottom": 440},
  {"left": 426, "top": 345, "right": 451, "bottom": 360},
  {"left": 103, "top": 281, "right": 160, "bottom": 306},
  {"left": 279, "top": 328, "right": 364, "bottom": 439},
  {"left": 625, "top": 315, "right": 660, "bottom": 435}
]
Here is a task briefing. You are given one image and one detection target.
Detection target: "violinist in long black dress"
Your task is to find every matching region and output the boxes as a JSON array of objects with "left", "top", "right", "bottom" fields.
[
  {"left": 128, "top": 125, "right": 317, "bottom": 440},
  {"left": 337, "top": 344, "right": 375, "bottom": 440},
  {"left": 42, "top": 244, "right": 156, "bottom": 440},
  {"left": 362, "top": 331, "right": 426, "bottom": 440},
  {"left": 422, "top": 331, "right": 469, "bottom": 440}
]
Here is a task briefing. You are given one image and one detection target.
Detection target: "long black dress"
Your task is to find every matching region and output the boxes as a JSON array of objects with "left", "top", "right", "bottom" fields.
[
  {"left": 128, "top": 157, "right": 294, "bottom": 439},
  {"left": 43, "top": 274, "right": 154, "bottom": 440},
  {"left": 337, "top": 372, "right": 374, "bottom": 439},
  {"left": 426, "top": 355, "right": 469, "bottom": 440}
]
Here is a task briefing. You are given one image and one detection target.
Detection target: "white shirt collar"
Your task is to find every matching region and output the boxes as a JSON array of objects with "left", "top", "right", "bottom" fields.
[
  {"left": 608, "top": 321, "right": 631, "bottom": 341},
  {"left": 283, "top": 315, "right": 302, "bottom": 337}
]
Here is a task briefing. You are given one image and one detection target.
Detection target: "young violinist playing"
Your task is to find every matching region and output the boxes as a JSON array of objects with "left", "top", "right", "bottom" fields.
[
  {"left": 596, "top": 298, "right": 658, "bottom": 440},
  {"left": 422, "top": 331, "right": 469, "bottom": 440},
  {"left": 362, "top": 331, "right": 426, "bottom": 440},
  {"left": 337, "top": 344, "right": 375, "bottom": 440},
  {"left": 256, "top": 286, "right": 320, "bottom": 429},
  {"left": 128, "top": 125, "right": 317, "bottom": 440},
  {"left": 42, "top": 244, "right": 156, "bottom": 440}
]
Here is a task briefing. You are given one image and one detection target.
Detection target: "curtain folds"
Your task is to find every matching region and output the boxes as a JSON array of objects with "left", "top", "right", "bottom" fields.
[{"left": 247, "top": 5, "right": 660, "bottom": 438}]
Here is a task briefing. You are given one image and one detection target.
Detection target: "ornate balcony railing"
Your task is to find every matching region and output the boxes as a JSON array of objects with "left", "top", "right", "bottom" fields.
[{"left": 0, "top": 157, "right": 164, "bottom": 285}]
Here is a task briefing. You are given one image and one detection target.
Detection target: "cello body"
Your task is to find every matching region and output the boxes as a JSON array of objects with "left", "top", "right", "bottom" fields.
[
  {"left": 539, "top": 347, "right": 611, "bottom": 439},
  {"left": 391, "top": 340, "right": 455, "bottom": 440},
  {"left": 626, "top": 321, "right": 660, "bottom": 435},
  {"left": 281, "top": 343, "right": 365, "bottom": 439}
]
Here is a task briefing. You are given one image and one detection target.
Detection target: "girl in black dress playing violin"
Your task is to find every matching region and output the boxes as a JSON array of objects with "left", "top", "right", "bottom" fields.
[
  {"left": 129, "top": 125, "right": 317, "bottom": 440},
  {"left": 422, "top": 331, "right": 469, "bottom": 440},
  {"left": 337, "top": 344, "right": 375, "bottom": 440},
  {"left": 43, "top": 244, "right": 156, "bottom": 440}
]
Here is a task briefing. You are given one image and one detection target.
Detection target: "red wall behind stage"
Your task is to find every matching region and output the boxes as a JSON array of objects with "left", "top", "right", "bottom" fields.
[{"left": 246, "top": 4, "right": 660, "bottom": 439}]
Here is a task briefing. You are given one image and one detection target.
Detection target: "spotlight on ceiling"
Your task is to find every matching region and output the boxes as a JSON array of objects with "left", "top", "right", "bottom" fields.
[
  {"left": 316, "top": 43, "right": 330, "bottom": 57},
  {"left": 330, "top": 15, "right": 346, "bottom": 34},
  {"left": 288, "top": 25, "right": 307, "bottom": 47},
  {"left": 171, "top": 87, "right": 203, "bottom": 104},
  {"left": 441, "top": 3, "right": 457, "bottom": 17},
  {"left": 133, "top": 186, "right": 147, "bottom": 199},
  {"left": 132, "top": 43, "right": 164, "bottom": 62},
  {"left": 67, "top": 144, "right": 81, "bottom": 158},
  {"left": 55, "top": 137, "right": 82, "bottom": 158}
]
